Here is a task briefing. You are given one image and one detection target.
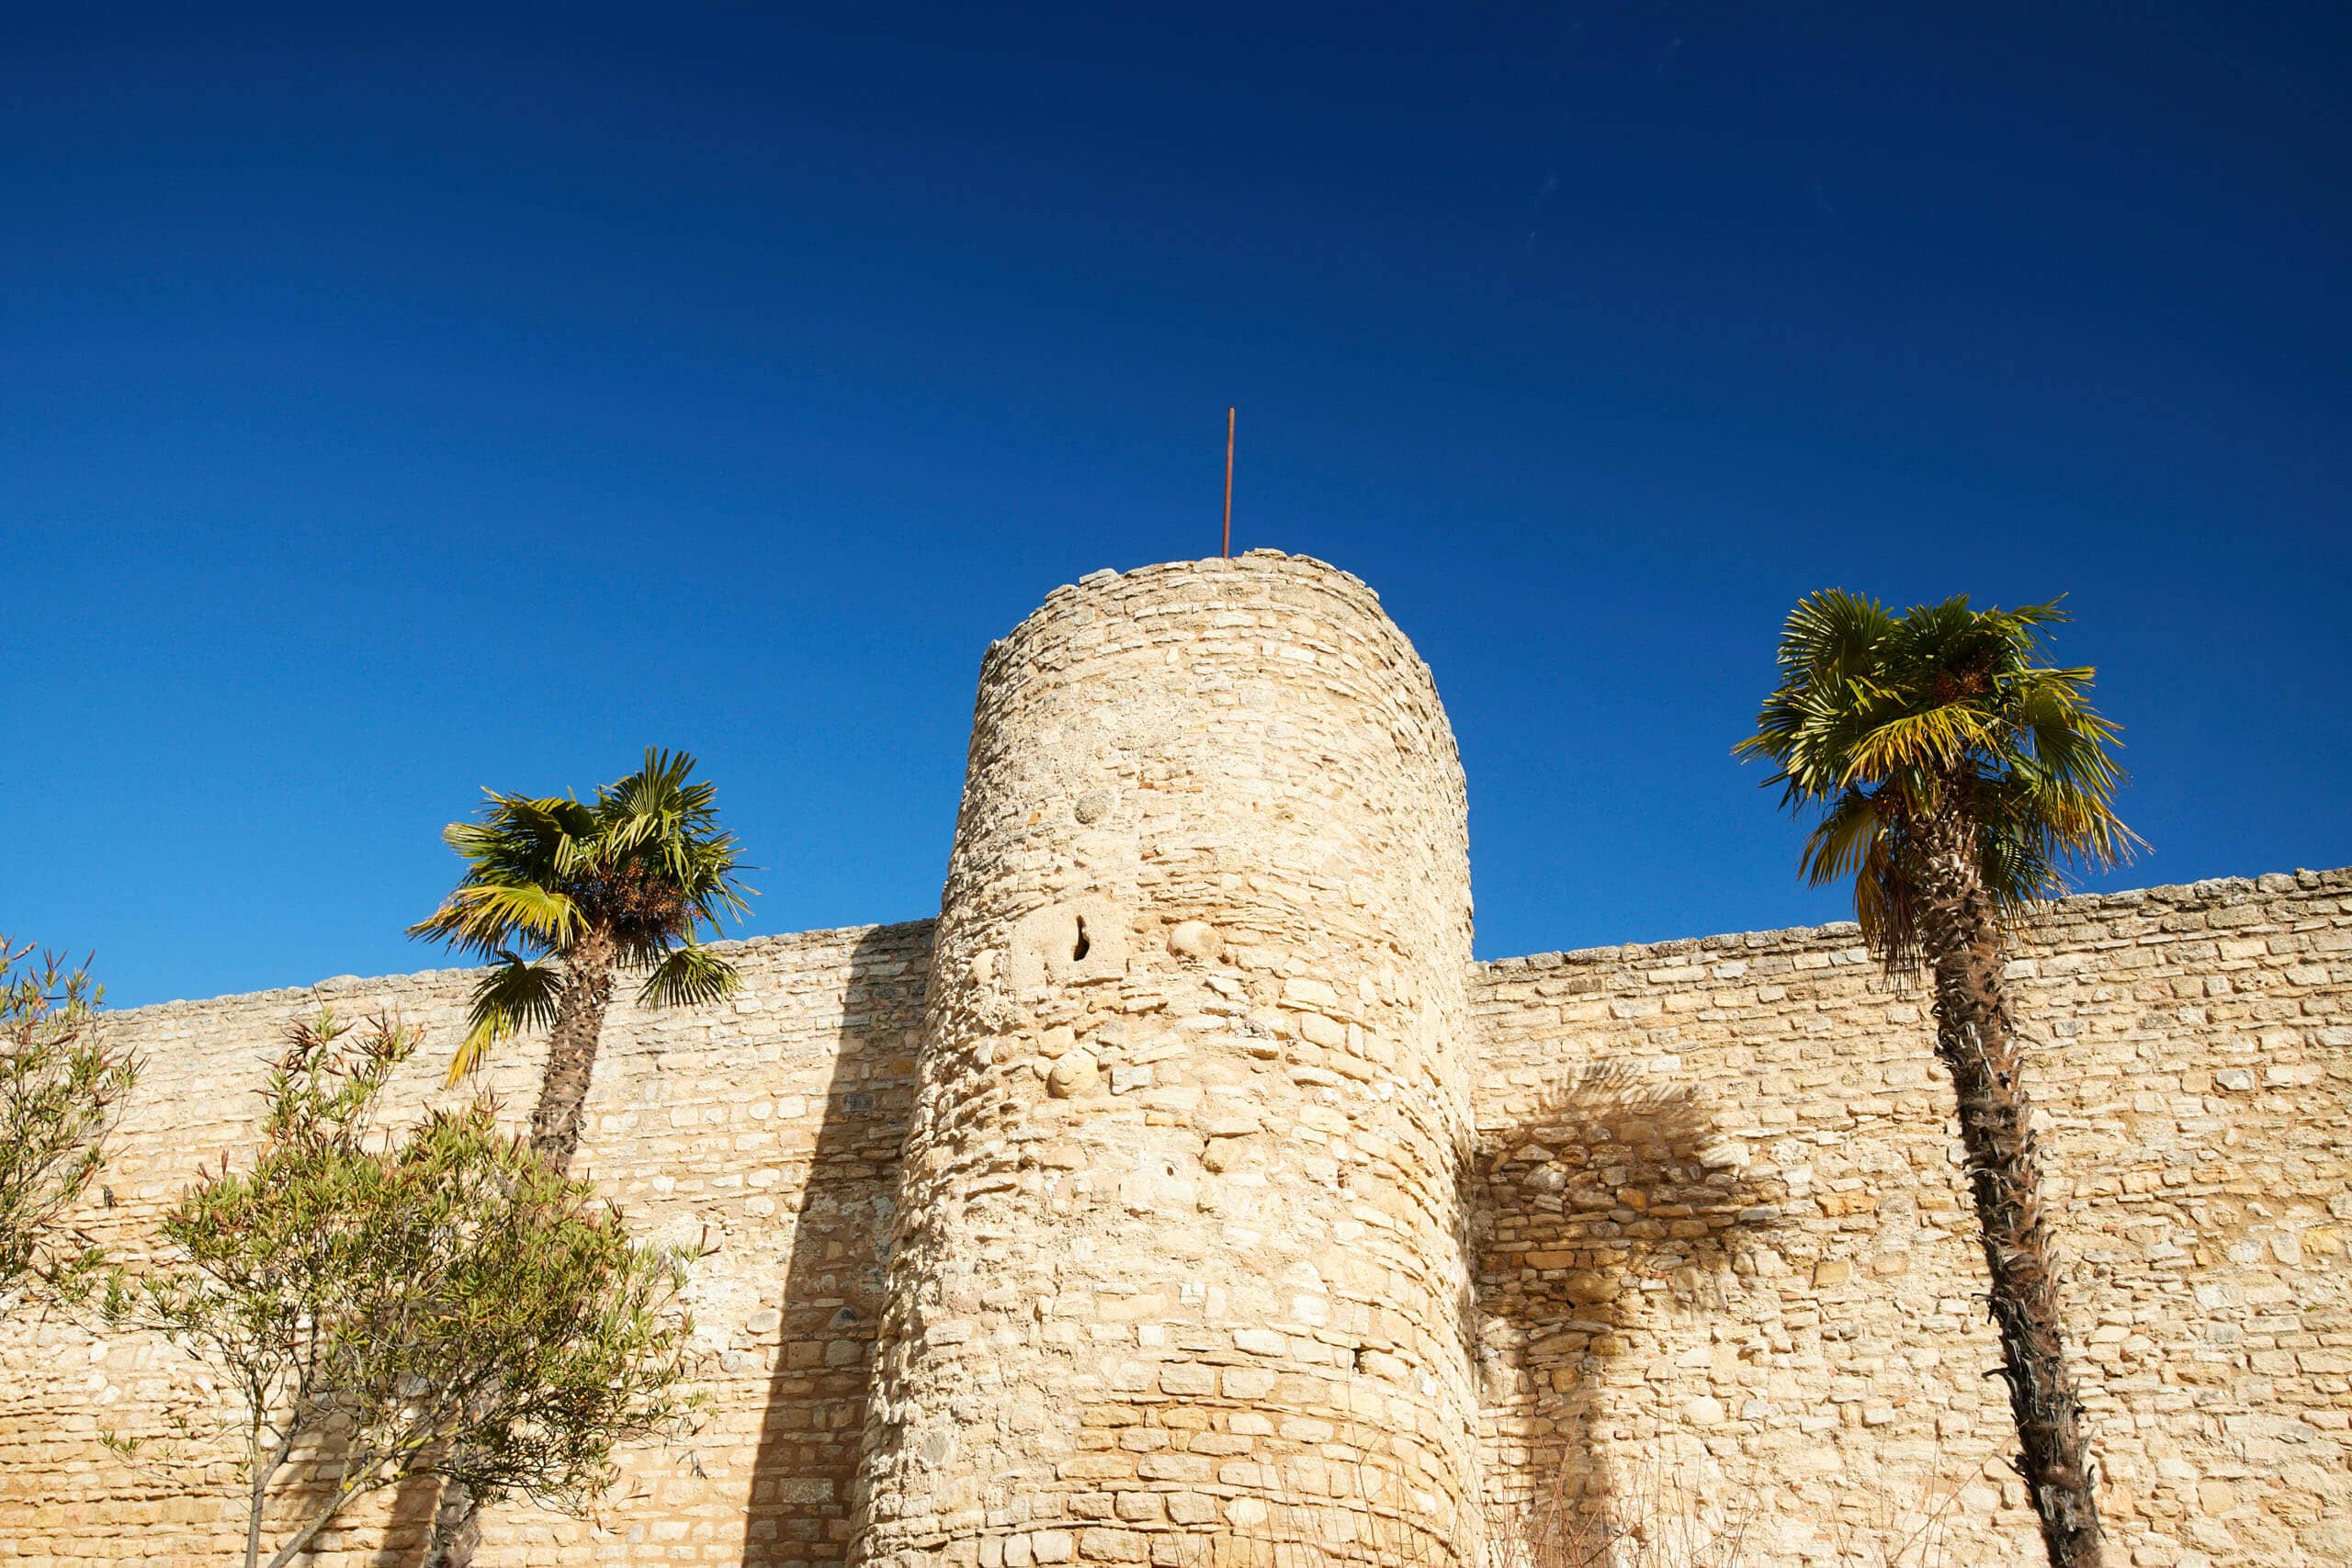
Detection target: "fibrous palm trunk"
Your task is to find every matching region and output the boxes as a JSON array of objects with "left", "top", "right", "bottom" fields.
[
  {"left": 419, "top": 1484, "right": 482, "bottom": 1568},
  {"left": 421, "top": 924, "right": 619, "bottom": 1568},
  {"left": 526, "top": 923, "right": 619, "bottom": 1173},
  {"left": 1917, "top": 818, "right": 2103, "bottom": 1568}
]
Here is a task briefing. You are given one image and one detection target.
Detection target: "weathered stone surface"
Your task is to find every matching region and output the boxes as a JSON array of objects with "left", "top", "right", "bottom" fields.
[
  {"left": 0, "top": 919, "right": 931, "bottom": 1568},
  {"left": 1167, "top": 920, "right": 1222, "bottom": 962},
  {"left": 2, "top": 554, "right": 2346, "bottom": 1568},
  {"left": 856, "top": 553, "right": 1481, "bottom": 1568},
  {"left": 1473, "top": 870, "right": 2352, "bottom": 1568}
]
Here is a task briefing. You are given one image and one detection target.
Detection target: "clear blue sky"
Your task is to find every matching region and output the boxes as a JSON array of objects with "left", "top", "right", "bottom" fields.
[{"left": 6, "top": 4, "right": 2346, "bottom": 1007}]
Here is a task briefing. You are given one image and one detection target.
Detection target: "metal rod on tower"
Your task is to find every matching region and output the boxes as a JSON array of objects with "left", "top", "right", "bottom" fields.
[{"left": 1222, "top": 406, "right": 1236, "bottom": 558}]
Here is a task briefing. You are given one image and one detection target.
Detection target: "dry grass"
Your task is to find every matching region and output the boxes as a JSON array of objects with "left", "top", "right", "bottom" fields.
[{"left": 1486, "top": 1456, "right": 1756, "bottom": 1568}]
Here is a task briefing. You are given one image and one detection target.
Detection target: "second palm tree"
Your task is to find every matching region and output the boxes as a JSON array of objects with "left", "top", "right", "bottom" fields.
[
  {"left": 1739, "top": 591, "right": 2139, "bottom": 1568},
  {"left": 408, "top": 747, "right": 752, "bottom": 1567},
  {"left": 412, "top": 747, "right": 752, "bottom": 1171}
]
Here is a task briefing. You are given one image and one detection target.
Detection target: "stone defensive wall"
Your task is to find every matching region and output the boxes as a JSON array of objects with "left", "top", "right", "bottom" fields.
[
  {"left": 2, "top": 553, "right": 2346, "bottom": 1568},
  {"left": 1470, "top": 865, "right": 2350, "bottom": 1568}
]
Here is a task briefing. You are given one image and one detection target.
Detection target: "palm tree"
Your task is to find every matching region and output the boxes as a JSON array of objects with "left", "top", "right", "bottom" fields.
[
  {"left": 410, "top": 747, "right": 753, "bottom": 1170},
  {"left": 1736, "top": 590, "right": 2139, "bottom": 1568},
  {"left": 408, "top": 749, "right": 751, "bottom": 1568}
]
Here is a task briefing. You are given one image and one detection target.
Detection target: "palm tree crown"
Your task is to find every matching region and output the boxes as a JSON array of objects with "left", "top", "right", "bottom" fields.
[
  {"left": 1736, "top": 589, "right": 2142, "bottom": 972},
  {"left": 411, "top": 749, "right": 754, "bottom": 1077}
]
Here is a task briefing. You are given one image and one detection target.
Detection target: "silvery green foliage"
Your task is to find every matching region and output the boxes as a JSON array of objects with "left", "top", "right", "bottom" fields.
[
  {"left": 107, "top": 1012, "right": 700, "bottom": 1568},
  {"left": 0, "top": 938, "right": 136, "bottom": 1312}
]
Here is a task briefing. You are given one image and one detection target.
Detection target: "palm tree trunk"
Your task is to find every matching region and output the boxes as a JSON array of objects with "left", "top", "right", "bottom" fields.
[
  {"left": 418, "top": 1475, "right": 482, "bottom": 1568},
  {"left": 1917, "top": 822, "right": 2103, "bottom": 1568},
  {"left": 424, "top": 925, "right": 620, "bottom": 1568},
  {"left": 528, "top": 922, "right": 618, "bottom": 1175}
]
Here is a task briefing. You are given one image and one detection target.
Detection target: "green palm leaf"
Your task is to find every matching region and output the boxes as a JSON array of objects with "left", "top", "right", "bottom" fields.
[
  {"left": 1737, "top": 588, "right": 2141, "bottom": 972},
  {"left": 451, "top": 954, "right": 565, "bottom": 1081},
  {"left": 636, "top": 944, "right": 741, "bottom": 1010},
  {"left": 414, "top": 750, "right": 757, "bottom": 1076}
]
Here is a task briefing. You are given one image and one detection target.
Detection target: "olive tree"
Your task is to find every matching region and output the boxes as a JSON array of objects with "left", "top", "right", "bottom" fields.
[
  {"left": 106, "top": 1012, "right": 699, "bottom": 1568},
  {"left": 1, "top": 937, "right": 137, "bottom": 1313}
]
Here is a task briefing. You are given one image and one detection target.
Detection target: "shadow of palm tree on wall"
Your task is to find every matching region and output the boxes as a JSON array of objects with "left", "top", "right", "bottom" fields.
[
  {"left": 368, "top": 1476, "right": 441, "bottom": 1566},
  {"left": 1153, "top": 1060, "right": 1781, "bottom": 1568},
  {"left": 1473, "top": 1060, "right": 1784, "bottom": 1544}
]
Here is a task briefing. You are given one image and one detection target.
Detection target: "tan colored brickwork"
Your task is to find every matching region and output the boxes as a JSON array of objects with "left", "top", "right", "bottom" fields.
[
  {"left": 1474, "top": 868, "right": 2352, "bottom": 1568},
  {"left": 0, "top": 919, "right": 932, "bottom": 1567},
  {"left": 854, "top": 555, "right": 1481, "bottom": 1568},
  {"left": 2, "top": 554, "right": 2346, "bottom": 1568}
]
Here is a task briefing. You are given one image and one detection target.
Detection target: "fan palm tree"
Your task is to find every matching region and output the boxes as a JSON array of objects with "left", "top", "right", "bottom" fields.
[
  {"left": 1736, "top": 590, "right": 2140, "bottom": 1568},
  {"left": 410, "top": 748, "right": 753, "bottom": 1172},
  {"left": 407, "top": 750, "right": 751, "bottom": 1568}
]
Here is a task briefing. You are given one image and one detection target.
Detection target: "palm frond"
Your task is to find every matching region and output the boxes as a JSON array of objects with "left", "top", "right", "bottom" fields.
[
  {"left": 413, "top": 788, "right": 596, "bottom": 956},
  {"left": 636, "top": 945, "right": 741, "bottom": 1010},
  {"left": 445, "top": 794, "right": 591, "bottom": 875},
  {"left": 409, "top": 882, "right": 580, "bottom": 959},
  {"left": 1853, "top": 824, "right": 1926, "bottom": 976},
  {"left": 448, "top": 953, "right": 565, "bottom": 1082},
  {"left": 1838, "top": 704, "right": 2003, "bottom": 783},
  {"left": 1738, "top": 587, "right": 2140, "bottom": 976},
  {"left": 1796, "top": 788, "right": 1881, "bottom": 887},
  {"left": 1778, "top": 588, "right": 1896, "bottom": 682},
  {"left": 416, "top": 752, "right": 756, "bottom": 1000},
  {"left": 602, "top": 750, "right": 700, "bottom": 851}
]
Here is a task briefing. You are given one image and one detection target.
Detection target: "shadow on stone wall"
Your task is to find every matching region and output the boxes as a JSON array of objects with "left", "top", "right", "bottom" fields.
[
  {"left": 370, "top": 1472, "right": 441, "bottom": 1566},
  {"left": 1473, "top": 1061, "right": 1781, "bottom": 1530},
  {"left": 738, "top": 923, "right": 924, "bottom": 1568}
]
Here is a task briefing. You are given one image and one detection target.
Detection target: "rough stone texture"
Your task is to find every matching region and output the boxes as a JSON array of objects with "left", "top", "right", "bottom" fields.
[
  {"left": 854, "top": 555, "right": 1482, "bottom": 1568},
  {"left": 1473, "top": 869, "right": 2352, "bottom": 1568},
  {"left": 0, "top": 920, "right": 932, "bottom": 1568},
  {"left": 1, "top": 554, "right": 2346, "bottom": 1568}
]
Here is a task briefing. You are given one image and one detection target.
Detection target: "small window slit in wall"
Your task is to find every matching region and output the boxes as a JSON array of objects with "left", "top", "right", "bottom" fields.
[{"left": 1070, "top": 915, "right": 1091, "bottom": 963}]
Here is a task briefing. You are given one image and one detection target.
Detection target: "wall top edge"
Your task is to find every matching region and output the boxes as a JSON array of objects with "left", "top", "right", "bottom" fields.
[
  {"left": 1020, "top": 550, "right": 1383, "bottom": 622},
  {"left": 97, "top": 864, "right": 2348, "bottom": 1021},
  {"left": 1477, "top": 864, "right": 2352, "bottom": 976},
  {"left": 1054, "top": 549, "right": 1373, "bottom": 594},
  {"left": 102, "top": 917, "right": 940, "bottom": 1022}
]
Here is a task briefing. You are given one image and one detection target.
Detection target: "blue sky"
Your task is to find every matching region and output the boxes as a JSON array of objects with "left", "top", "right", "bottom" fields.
[{"left": 6, "top": 4, "right": 2347, "bottom": 1007}]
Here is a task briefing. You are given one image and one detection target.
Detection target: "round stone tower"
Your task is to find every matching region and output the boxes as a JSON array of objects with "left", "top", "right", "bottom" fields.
[{"left": 854, "top": 553, "right": 1479, "bottom": 1568}]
